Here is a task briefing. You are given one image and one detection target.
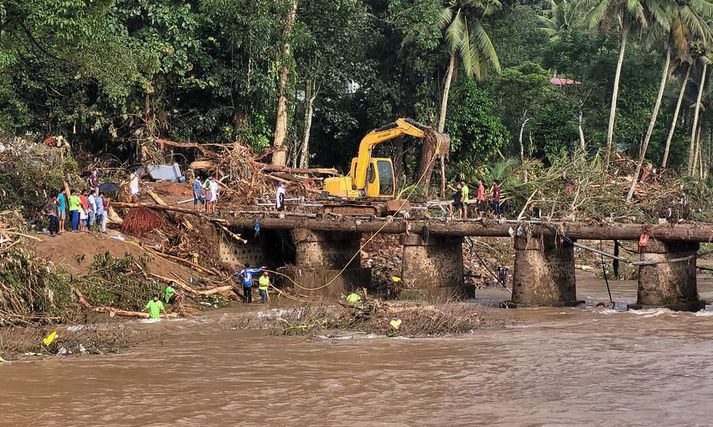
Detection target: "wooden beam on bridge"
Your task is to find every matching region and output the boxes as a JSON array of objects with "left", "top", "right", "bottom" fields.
[
  {"left": 113, "top": 202, "right": 713, "bottom": 242},
  {"left": 221, "top": 215, "right": 713, "bottom": 242}
]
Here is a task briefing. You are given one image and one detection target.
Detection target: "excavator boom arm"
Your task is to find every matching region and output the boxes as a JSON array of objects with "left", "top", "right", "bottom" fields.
[{"left": 353, "top": 118, "right": 437, "bottom": 190}]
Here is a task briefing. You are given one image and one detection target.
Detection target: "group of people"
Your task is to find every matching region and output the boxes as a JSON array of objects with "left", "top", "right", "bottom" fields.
[
  {"left": 43, "top": 171, "right": 111, "bottom": 236},
  {"left": 144, "top": 282, "right": 184, "bottom": 319},
  {"left": 451, "top": 179, "right": 502, "bottom": 219},
  {"left": 192, "top": 175, "right": 220, "bottom": 214},
  {"left": 235, "top": 266, "right": 272, "bottom": 304},
  {"left": 143, "top": 266, "right": 272, "bottom": 320}
]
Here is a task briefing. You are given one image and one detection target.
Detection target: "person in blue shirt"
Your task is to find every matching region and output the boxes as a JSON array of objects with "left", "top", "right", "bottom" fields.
[
  {"left": 95, "top": 192, "right": 105, "bottom": 233},
  {"left": 235, "top": 265, "right": 264, "bottom": 303},
  {"left": 56, "top": 190, "right": 67, "bottom": 234},
  {"left": 192, "top": 176, "right": 205, "bottom": 211}
]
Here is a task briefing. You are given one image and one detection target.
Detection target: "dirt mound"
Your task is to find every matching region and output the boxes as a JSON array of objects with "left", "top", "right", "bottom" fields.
[{"left": 32, "top": 231, "right": 195, "bottom": 282}]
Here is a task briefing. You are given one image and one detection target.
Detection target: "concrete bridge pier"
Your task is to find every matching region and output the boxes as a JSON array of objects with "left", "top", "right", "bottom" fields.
[
  {"left": 510, "top": 234, "right": 579, "bottom": 307},
  {"left": 283, "top": 229, "right": 370, "bottom": 298},
  {"left": 400, "top": 234, "right": 473, "bottom": 300},
  {"left": 635, "top": 240, "right": 702, "bottom": 311}
]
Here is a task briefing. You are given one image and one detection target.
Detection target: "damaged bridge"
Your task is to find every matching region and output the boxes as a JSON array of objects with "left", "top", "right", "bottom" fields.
[
  {"left": 120, "top": 202, "right": 713, "bottom": 310},
  {"left": 222, "top": 213, "right": 713, "bottom": 310}
]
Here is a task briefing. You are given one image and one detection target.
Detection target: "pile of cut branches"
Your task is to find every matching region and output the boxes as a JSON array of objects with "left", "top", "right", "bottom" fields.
[{"left": 121, "top": 207, "right": 167, "bottom": 236}]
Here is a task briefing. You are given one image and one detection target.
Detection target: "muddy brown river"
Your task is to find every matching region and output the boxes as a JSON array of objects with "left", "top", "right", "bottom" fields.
[{"left": 3, "top": 276, "right": 713, "bottom": 426}]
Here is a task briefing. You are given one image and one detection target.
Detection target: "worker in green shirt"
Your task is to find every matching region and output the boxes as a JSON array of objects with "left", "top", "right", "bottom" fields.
[
  {"left": 145, "top": 294, "right": 166, "bottom": 319},
  {"left": 258, "top": 271, "right": 270, "bottom": 304},
  {"left": 68, "top": 189, "right": 82, "bottom": 231},
  {"left": 164, "top": 284, "right": 175, "bottom": 304},
  {"left": 460, "top": 181, "right": 469, "bottom": 219}
]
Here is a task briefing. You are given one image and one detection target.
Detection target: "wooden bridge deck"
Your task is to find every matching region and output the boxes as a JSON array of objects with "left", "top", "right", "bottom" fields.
[
  {"left": 221, "top": 211, "right": 713, "bottom": 242},
  {"left": 113, "top": 202, "right": 713, "bottom": 242}
]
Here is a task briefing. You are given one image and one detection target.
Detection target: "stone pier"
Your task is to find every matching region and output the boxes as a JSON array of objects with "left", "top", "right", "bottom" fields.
[
  {"left": 635, "top": 240, "right": 702, "bottom": 311},
  {"left": 510, "top": 234, "right": 578, "bottom": 307},
  {"left": 284, "top": 229, "right": 370, "bottom": 298},
  {"left": 400, "top": 234, "right": 472, "bottom": 300}
]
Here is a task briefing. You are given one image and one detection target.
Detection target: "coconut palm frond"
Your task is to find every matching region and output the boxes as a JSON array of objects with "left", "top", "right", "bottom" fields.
[{"left": 472, "top": 20, "right": 501, "bottom": 74}]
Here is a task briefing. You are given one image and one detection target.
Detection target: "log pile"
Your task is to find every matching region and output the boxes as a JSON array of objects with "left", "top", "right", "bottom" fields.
[{"left": 155, "top": 139, "right": 337, "bottom": 205}]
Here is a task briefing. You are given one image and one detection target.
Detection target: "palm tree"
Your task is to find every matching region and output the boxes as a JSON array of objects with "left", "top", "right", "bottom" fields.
[
  {"left": 688, "top": 48, "right": 713, "bottom": 175},
  {"left": 661, "top": 63, "right": 691, "bottom": 168},
  {"left": 627, "top": 0, "right": 713, "bottom": 200},
  {"left": 539, "top": 0, "right": 580, "bottom": 41},
  {"left": 584, "top": 0, "right": 651, "bottom": 170},
  {"left": 428, "top": 0, "right": 501, "bottom": 197}
]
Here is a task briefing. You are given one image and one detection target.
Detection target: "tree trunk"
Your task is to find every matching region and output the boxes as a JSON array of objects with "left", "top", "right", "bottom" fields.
[
  {"left": 604, "top": 26, "right": 629, "bottom": 171},
  {"left": 698, "top": 126, "right": 704, "bottom": 176},
  {"left": 430, "top": 53, "right": 457, "bottom": 198},
  {"left": 626, "top": 47, "right": 670, "bottom": 202},
  {"left": 578, "top": 107, "right": 586, "bottom": 151},
  {"left": 415, "top": 133, "right": 438, "bottom": 196},
  {"left": 271, "top": 0, "right": 299, "bottom": 166},
  {"left": 519, "top": 116, "right": 531, "bottom": 162},
  {"left": 688, "top": 61, "right": 707, "bottom": 175},
  {"left": 299, "top": 79, "right": 316, "bottom": 169},
  {"left": 662, "top": 64, "right": 691, "bottom": 168},
  {"left": 693, "top": 118, "right": 703, "bottom": 174}
]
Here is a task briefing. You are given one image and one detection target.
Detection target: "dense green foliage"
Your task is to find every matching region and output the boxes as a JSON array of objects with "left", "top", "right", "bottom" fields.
[{"left": 2, "top": 0, "right": 713, "bottom": 180}]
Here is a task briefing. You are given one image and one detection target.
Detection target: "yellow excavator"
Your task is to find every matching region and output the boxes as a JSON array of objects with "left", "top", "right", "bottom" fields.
[{"left": 321, "top": 118, "right": 450, "bottom": 215}]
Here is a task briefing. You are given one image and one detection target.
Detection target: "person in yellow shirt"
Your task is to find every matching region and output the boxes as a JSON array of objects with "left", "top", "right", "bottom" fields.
[
  {"left": 460, "top": 181, "right": 470, "bottom": 219},
  {"left": 258, "top": 271, "right": 270, "bottom": 304}
]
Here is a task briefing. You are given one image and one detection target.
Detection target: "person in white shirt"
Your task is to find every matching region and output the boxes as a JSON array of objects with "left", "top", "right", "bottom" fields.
[
  {"left": 275, "top": 182, "right": 286, "bottom": 211},
  {"left": 87, "top": 191, "right": 97, "bottom": 228},
  {"left": 208, "top": 177, "right": 219, "bottom": 214}
]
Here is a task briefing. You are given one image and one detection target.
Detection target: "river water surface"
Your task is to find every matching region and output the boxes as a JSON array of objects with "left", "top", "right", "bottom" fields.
[{"left": 3, "top": 276, "right": 713, "bottom": 426}]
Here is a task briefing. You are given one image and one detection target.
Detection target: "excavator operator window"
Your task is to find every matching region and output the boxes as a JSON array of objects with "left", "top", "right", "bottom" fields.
[
  {"left": 376, "top": 160, "right": 394, "bottom": 195},
  {"left": 368, "top": 164, "right": 376, "bottom": 184}
]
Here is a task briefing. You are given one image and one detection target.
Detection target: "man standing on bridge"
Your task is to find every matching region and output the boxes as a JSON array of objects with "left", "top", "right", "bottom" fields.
[
  {"left": 476, "top": 180, "right": 486, "bottom": 216},
  {"left": 492, "top": 180, "right": 502, "bottom": 217},
  {"left": 460, "top": 181, "right": 470, "bottom": 219},
  {"left": 276, "top": 182, "right": 286, "bottom": 212}
]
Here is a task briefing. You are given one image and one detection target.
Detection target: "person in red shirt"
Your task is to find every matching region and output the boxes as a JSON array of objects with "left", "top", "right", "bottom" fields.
[
  {"left": 476, "top": 180, "right": 486, "bottom": 215},
  {"left": 79, "top": 190, "right": 89, "bottom": 232}
]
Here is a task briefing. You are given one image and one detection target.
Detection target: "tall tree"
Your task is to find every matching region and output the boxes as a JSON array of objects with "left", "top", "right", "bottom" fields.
[
  {"left": 272, "top": 0, "right": 299, "bottom": 166},
  {"left": 688, "top": 54, "right": 711, "bottom": 175},
  {"left": 661, "top": 64, "right": 691, "bottom": 167},
  {"left": 627, "top": 0, "right": 713, "bottom": 200},
  {"left": 426, "top": 0, "right": 501, "bottom": 196},
  {"left": 539, "top": 0, "right": 580, "bottom": 41},
  {"left": 585, "top": 0, "right": 650, "bottom": 170}
]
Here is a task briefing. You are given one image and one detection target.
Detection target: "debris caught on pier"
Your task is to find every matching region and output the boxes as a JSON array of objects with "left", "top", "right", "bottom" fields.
[{"left": 228, "top": 301, "right": 513, "bottom": 337}]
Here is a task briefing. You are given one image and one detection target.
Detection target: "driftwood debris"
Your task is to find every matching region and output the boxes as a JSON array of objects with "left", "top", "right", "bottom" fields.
[
  {"left": 148, "top": 273, "right": 235, "bottom": 297},
  {"left": 73, "top": 288, "right": 178, "bottom": 319}
]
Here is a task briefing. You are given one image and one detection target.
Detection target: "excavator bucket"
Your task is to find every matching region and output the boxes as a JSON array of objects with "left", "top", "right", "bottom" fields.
[{"left": 424, "top": 128, "right": 451, "bottom": 158}]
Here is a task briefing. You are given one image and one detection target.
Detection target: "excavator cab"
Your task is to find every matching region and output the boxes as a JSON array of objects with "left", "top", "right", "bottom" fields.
[
  {"left": 353, "top": 157, "right": 395, "bottom": 198},
  {"left": 322, "top": 157, "right": 396, "bottom": 199}
]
